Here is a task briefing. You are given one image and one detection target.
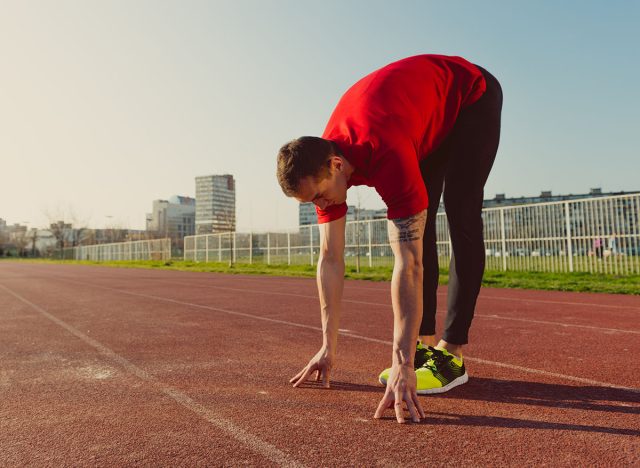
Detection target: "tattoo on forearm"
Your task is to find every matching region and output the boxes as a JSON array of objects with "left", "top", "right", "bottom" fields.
[{"left": 388, "top": 210, "right": 427, "bottom": 243}]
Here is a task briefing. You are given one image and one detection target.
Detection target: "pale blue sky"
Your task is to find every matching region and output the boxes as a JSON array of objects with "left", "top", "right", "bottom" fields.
[{"left": 1, "top": 1, "right": 638, "bottom": 231}]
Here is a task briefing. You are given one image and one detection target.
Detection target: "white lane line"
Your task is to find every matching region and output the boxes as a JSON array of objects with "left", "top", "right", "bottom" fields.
[
  {"left": 168, "top": 280, "right": 391, "bottom": 308},
  {"left": 479, "top": 314, "right": 640, "bottom": 335},
  {"left": 0, "top": 283, "right": 304, "bottom": 468},
  {"left": 47, "top": 277, "right": 640, "bottom": 394},
  {"left": 477, "top": 294, "right": 640, "bottom": 311},
  {"left": 21, "top": 262, "right": 640, "bottom": 311},
  {"left": 132, "top": 278, "right": 640, "bottom": 336},
  {"left": 157, "top": 273, "right": 640, "bottom": 311},
  {"left": 466, "top": 357, "right": 640, "bottom": 391},
  {"left": 11, "top": 265, "right": 640, "bottom": 334}
]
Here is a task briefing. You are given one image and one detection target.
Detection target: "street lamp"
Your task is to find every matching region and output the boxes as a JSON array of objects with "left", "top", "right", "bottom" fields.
[{"left": 105, "top": 215, "right": 113, "bottom": 244}]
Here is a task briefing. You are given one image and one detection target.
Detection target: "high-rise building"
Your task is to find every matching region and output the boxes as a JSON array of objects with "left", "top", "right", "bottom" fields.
[
  {"left": 298, "top": 203, "right": 318, "bottom": 226},
  {"left": 146, "top": 195, "right": 196, "bottom": 249},
  {"left": 299, "top": 203, "right": 386, "bottom": 227},
  {"left": 195, "top": 174, "right": 236, "bottom": 234}
]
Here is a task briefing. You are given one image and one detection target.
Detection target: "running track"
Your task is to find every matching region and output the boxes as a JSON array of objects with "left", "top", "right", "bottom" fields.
[{"left": 1, "top": 262, "right": 638, "bottom": 466}]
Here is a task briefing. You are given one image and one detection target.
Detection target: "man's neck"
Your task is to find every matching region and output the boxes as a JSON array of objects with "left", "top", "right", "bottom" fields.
[{"left": 342, "top": 156, "right": 355, "bottom": 181}]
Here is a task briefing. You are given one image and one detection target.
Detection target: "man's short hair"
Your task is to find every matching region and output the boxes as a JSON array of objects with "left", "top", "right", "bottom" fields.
[{"left": 276, "top": 137, "right": 339, "bottom": 197}]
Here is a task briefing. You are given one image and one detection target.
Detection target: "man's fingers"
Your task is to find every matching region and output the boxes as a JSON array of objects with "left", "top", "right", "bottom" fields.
[
  {"left": 404, "top": 393, "right": 420, "bottom": 423},
  {"left": 413, "top": 393, "right": 426, "bottom": 419},
  {"left": 293, "top": 365, "right": 315, "bottom": 387},
  {"left": 394, "top": 389, "right": 405, "bottom": 424},
  {"left": 322, "top": 368, "right": 331, "bottom": 388},
  {"left": 289, "top": 368, "right": 305, "bottom": 384},
  {"left": 374, "top": 393, "right": 393, "bottom": 419}
]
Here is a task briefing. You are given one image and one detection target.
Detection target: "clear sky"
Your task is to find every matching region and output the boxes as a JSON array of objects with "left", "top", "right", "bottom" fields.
[{"left": 1, "top": 1, "right": 638, "bottom": 231}]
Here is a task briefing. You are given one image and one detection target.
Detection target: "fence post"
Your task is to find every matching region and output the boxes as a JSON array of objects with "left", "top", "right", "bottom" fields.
[
  {"left": 565, "top": 202, "right": 574, "bottom": 272},
  {"left": 368, "top": 221, "right": 373, "bottom": 268},
  {"left": 500, "top": 208, "right": 507, "bottom": 271},
  {"left": 205, "top": 235, "right": 209, "bottom": 263},
  {"left": 218, "top": 234, "right": 222, "bottom": 262},
  {"left": 287, "top": 232, "right": 291, "bottom": 265},
  {"left": 309, "top": 227, "right": 313, "bottom": 266},
  {"left": 249, "top": 232, "right": 253, "bottom": 264},
  {"left": 233, "top": 232, "right": 237, "bottom": 264},
  {"left": 267, "top": 233, "right": 271, "bottom": 265}
]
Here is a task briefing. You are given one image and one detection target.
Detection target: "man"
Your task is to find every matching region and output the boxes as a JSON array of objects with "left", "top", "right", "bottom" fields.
[{"left": 276, "top": 54, "right": 502, "bottom": 424}]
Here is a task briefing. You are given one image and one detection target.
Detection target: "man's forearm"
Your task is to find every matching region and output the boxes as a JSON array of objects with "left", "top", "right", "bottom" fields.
[
  {"left": 390, "top": 262, "right": 423, "bottom": 366},
  {"left": 316, "top": 255, "right": 345, "bottom": 351},
  {"left": 386, "top": 210, "right": 426, "bottom": 366}
]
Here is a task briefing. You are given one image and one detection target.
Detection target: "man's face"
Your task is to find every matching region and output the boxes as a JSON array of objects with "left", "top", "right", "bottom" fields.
[{"left": 294, "top": 157, "right": 348, "bottom": 210}]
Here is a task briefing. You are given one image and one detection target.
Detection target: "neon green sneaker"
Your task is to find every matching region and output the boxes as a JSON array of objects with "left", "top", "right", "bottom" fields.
[
  {"left": 415, "top": 347, "right": 468, "bottom": 394},
  {"left": 378, "top": 342, "right": 434, "bottom": 385}
]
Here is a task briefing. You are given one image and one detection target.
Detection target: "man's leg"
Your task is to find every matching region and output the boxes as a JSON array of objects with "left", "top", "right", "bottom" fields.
[
  {"left": 418, "top": 140, "right": 450, "bottom": 346},
  {"left": 440, "top": 66, "right": 503, "bottom": 354}
]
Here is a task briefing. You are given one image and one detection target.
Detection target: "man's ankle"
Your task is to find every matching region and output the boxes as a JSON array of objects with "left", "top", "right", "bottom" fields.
[
  {"left": 418, "top": 335, "right": 438, "bottom": 347},
  {"left": 436, "top": 340, "right": 463, "bottom": 359}
]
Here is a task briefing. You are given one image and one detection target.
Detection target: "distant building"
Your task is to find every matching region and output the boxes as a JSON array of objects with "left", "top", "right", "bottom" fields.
[
  {"left": 0, "top": 220, "right": 29, "bottom": 257},
  {"left": 195, "top": 174, "right": 236, "bottom": 234},
  {"left": 483, "top": 188, "right": 640, "bottom": 208},
  {"left": 351, "top": 207, "right": 387, "bottom": 221},
  {"left": 146, "top": 195, "right": 196, "bottom": 251},
  {"left": 480, "top": 188, "right": 640, "bottom": 256},
  {"left": 298, "top": 203, "right": 386, "bottom": 227},
  {"left": 299, "top": 203, "right": 317, "bottom": 226}
]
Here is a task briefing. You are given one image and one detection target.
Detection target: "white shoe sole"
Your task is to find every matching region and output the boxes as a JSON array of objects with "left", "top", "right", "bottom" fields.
[
  {"left": 416, "top": 372, "right": 469, "bottom": 395},
  {"left": 378, "top": 372, "right": 469, "bottom": 394}
]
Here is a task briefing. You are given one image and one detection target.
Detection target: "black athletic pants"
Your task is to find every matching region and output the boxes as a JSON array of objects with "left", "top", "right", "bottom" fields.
[{"left": 418, "top": 66, "right": 503, "bottom": 345}]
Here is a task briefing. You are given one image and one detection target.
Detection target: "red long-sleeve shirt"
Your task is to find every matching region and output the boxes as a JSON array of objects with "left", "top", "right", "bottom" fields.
[{"left": 317, "top": 54, "right": 486, "bottom": 223}]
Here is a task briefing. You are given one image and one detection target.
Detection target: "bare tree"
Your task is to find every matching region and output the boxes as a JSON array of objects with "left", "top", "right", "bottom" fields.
[
  {"left": 103, "top": 218, "right": 129, "bottom": 244},
  {"left": 47, "top": 220, "right": 71, "bottom": 258},
  {"left": 43, "top": 205, "right": 90, "bottom": 259},
  {"left": 0, "top": 227, "right": 8, "bottom": 257},
  {"left": 12, "top": 230, "right": 29, "bottom": 257},
  {"left": 83, "top": 229, "right": 97, "bottom": 246},
  {"left": 28, "top": 228, "right": 39, "bottom": 257}
]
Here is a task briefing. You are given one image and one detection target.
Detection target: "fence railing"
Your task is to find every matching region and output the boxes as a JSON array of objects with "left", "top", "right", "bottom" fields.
[
  {"left": 67, "top": 238, "right": 171, "bottom": 262},
  {"left": 184, "top": 193, "right": 640, "bottom": 275}
]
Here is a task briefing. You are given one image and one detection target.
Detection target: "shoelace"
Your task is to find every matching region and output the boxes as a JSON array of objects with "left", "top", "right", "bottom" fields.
[
  {"left": 422, "top": 347, "right": 452, "bottom": 371},
  {"left": 414, "top": 345, "right": 433, "bottom": 369}
]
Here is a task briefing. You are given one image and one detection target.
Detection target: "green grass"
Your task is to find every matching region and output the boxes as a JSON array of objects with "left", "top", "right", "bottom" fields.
[{"left": 4, "top": 258, "right": 639, "bottom": 295}]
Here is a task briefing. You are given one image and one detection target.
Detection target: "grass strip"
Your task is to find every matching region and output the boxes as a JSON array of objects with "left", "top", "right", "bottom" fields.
[{"left": 4, "top": 258, "right": 639, "bottom": 295}]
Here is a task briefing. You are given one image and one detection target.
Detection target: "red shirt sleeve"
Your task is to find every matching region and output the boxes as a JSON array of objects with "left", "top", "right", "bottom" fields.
[{"left": 316, "top": 202, "right": 348, "bottom": 224}]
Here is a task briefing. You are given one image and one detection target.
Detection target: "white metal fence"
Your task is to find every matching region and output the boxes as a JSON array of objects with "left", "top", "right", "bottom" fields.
[
  {"left": 66, "top": 239, "right": 171, "bottom": 262},
  {"left": 184, "top": 194, "right": 640, "bottom": 275}
]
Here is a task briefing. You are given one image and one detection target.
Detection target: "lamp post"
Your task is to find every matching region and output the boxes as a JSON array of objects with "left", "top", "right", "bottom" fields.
[
  {"left": 105, "top": 215, "right": 113, "bottom": 244},
  {"left": 21, "top": 221, "right": 30, "bottom": 258}
]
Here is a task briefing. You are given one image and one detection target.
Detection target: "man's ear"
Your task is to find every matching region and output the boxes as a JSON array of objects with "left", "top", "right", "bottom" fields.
[{"left": 329, "top": 155, "right": 343, "bottom": 173}]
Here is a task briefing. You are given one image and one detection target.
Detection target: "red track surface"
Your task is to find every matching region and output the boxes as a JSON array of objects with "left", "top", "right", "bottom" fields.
[{"left": 1, "top": 262, "right": 639, "bottom": 466}]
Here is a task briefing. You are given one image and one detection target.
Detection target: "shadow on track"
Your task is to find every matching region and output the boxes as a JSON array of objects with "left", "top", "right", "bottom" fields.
[
  {"left": 296, "top": 380, "right": 383, "bottom": 393},
  {"left": 371, "top": 412, "right": 640, "bottom": 435},
  {"left": 447, "top": 377, "right": 640, "bottom": 416},
  {"left": 426, "top": 411, "right": 640, "bottom": 436}
]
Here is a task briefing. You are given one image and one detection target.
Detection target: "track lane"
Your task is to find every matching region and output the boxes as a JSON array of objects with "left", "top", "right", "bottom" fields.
[
  {"left": 0, "top": 286, "right": 284, "bottom": 467},
  {"left": 1, "top": 262, "right": 638, "bottom": 466},
  {"left": 21, "top": 265, "right": 639, "bottom": 387}
]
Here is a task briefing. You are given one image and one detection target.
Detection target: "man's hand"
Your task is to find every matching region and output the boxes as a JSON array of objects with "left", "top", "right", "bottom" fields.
[
  {"left": 289, "top": 346, "right": 334, "bottom": 388},
  {"left": 374, "top": 363, "right": 425, "bottom": 423}
]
